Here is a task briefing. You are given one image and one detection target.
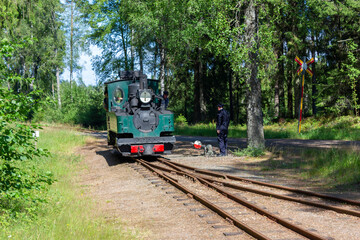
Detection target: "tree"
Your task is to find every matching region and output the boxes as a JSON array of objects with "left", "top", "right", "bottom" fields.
[
  {"left": 244, "top": 0, "right": 265, "bottom": 149},
  {"left": 78, "top": 0, "right": 132, "bottom": 81},
  {"left": 63, "top": 0, "right": 87, "bottom": 99},
  {"left": 76, "top": 0, "right": 360, "bottom": 128},
  {"left": 0, "top": 0, "right": 66, "bottom": 97}
]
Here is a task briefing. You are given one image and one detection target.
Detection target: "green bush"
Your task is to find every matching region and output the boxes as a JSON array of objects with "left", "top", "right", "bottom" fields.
[
  {"left": 1, "top": 128, "right": 138, "bottom": 239},
  {"left": 0, "top": 39, "right": 54, "bottom": 222},
  {"left": 33, "top": 83, "right": 106, "bottom": 129},
  {"left": 175, "top": 114, "right": 188, "bottom": 126},
  {"left": 233, "top": 147, "right": 265, "bottom": 157}
]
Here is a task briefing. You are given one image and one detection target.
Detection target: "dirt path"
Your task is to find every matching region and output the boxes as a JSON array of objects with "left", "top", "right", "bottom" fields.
[
  {"left": 77, "top": 134, "right": 360, "bottom": 239},
  {"left": 78, "top": 138, "right": 238, "bottom": 240}
]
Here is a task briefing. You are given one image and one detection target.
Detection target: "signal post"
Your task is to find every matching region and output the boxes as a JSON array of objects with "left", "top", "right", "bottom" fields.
[{"left": 295, "top": 56, "right": 314, "bottom": 133}]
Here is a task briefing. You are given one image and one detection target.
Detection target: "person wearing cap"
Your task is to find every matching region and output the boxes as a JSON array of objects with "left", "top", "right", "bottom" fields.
[
  {"left": 162, "top": 90, "right": 169, "bottom": 109},
  {"left": 216, "top": 103, "right": 230, "bottom": 156}
]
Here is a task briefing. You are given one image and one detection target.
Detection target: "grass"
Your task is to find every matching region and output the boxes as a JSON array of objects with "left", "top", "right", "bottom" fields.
[
  {"left": 254, "top": 147, "right": 360, "bottom": 188},
  {"left": 301, "top": 148, "right": 360, "bottom": 186},
  {"left": 0, "top": 128, "right": 137, "bottom": 240},
  {"left": 232, "top": 147, "right": 265, "bottom": 157},
  {"left": 175, "top": 115, "right": 360, "bottom": 141}
]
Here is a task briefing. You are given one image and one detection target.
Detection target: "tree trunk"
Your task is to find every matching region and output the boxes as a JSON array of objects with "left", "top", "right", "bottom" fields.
[
  {"left": 153, "top": 43, "right": 158, "bottom": 78},
  {"left": 287, "top": 60, "right": 294, "bottom": 118},
  {"left": 30, "top": 63, "right": 37, "bottom": 92},
  {"left": 311, "top": 34, "right": 317, "bottom": 116},
  {"left": 138, "top": 46, "right": 144, "bottom": 73},
  {"left": 275, "top": 34, "right": 285, "bottom": 119},
  {"left": 21, "top": 60, "right": 26, "bottom": 92},
  {"left": 70, "top": 0, "right": 74, "bottom": 101},
  {"left": 159, "top": 42, "right": 165, "bottom": 95},
  {"left": 194, "top": 58, "right": 200, "bottom": 123},
  {"left": 199, "top": 56, "right": 206, "bottom": 121},
  {"left": 236, "top": 91, "right": 239, "bottom": 123},
  {"left": 56, "top": 65, "right": 61, "bottom": 108},
  {"left": 131, "top": 29, "right": 135, "bottom": 70},
  {"left": 52, "top": 81, "right": 55, "bottom": 98},
  {"left": 294, "top": 58, "right": 302, "bottom": 119},
  {"left": 244, "top": 0, "right": 265, "bottom": 149},
  {"left": 184, "top": 79, "right": 188, "bottom": 121},
  {"left": 279, "top": 37, "right": 285, "bottom": 118},
  {"left": 229, "top": 70, "right": 234, "bottom": 121},
  {"left": 274, "top": 68, "right": 279, "bottom": 119},
  {"left": 120, "top": 25, "right": 129, "bottom": 70},
  {"left": 193, "top": 48, "right": 207, "bottom": 122}
]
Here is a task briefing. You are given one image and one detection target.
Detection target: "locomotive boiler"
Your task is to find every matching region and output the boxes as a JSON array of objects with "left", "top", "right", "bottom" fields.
[{"left": 104, "top": 71, "right": 175, "bottom": 156}]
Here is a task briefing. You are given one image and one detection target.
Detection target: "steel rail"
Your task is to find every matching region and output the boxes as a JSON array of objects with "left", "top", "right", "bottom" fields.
[
  {"left": 159, "top": 157, "right": 360, "bottom": 207},
  {"left": 144, "top": 160, "right": 360, "bottom": 218},
  {"left": 133, "top": 158, "right": 270, "bottom": 240},
  {"left": 193, "top": 174, "right": 360, "bottom": 217},
  {"left": 158, "top": 159, "right": 326, "bottom": 240}
]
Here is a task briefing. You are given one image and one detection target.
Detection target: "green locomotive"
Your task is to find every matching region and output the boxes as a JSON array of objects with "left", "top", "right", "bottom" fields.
[{"left": 104, "top": 71, "right": 175, "bottom": 156}]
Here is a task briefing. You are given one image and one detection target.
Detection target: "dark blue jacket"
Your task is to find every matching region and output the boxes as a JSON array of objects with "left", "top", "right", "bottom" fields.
[{"left": 216, "top": 108, "right": 230, "bottom": 131}]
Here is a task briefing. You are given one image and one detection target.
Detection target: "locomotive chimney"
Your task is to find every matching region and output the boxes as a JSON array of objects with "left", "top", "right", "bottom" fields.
[
  {"left": 139, "top": 74, "right": 148, "bottom": 90},
  {"left": 128, "top": 82, "right": 139, "bottom": 108}
]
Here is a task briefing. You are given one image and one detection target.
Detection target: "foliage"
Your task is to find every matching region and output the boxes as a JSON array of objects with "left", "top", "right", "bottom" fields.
[
  {"left": 175, "top": 114, "right": 188, "bottom": 126},
  {"left": 63, "top": 0, "right": 89, "bottom": 78},
  {"left": 33, "top": 81, "right": 106, "bottom": 129},
  {"left": 0, "top": 0, "right": 65, "bottom": 93},
  {"left": 1, "top": 128, "right": 138, "bottom": 239},
  {"left": 77, "top": 0, "right": 133, "bottom": 80},
  {"left": 233, "top": 146, "right": 265, "bottom": 157},
  {"left": 0, "top": 40, "right": 54, "bottom": 220},
  {"left": 342, "top": 41, "right": 360, "bottom": 116},
  {"left": 75, "top": 0, "right": 360, "bottom": 128},
  {"left": 175, "top": 123, "right": 218, "bottom": 137},
  {"left": 2, "top": 0, "right": 360, "bottom": 125}
]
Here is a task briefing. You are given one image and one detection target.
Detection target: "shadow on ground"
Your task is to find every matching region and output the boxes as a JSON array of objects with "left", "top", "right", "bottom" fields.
[
  {"left": 95, "top": 146, "right": 162, "bottom": 167},
  {"left": 85, "top": 134, "right": 360, "bottom": 199}
]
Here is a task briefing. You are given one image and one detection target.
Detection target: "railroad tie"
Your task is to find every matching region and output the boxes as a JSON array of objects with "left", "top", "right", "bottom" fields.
[
  {"left": 223, "top": 232, "right": 243, "bottom": 236},
  {"left": 190, "top": 208, "right": 207, "bottom": 212},
  {"left": 212, "top": 225, "right": 230, "bottom": 229}
]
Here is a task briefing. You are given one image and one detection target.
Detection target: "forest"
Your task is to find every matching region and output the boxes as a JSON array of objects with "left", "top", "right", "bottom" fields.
[{"left": 1, "top": 0, "right": 359, "bottom": 126}]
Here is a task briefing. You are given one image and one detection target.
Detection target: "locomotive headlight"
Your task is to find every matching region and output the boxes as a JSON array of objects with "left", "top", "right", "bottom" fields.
[{"left": 139, "top": 90, "right": 152, "bottom": 104}]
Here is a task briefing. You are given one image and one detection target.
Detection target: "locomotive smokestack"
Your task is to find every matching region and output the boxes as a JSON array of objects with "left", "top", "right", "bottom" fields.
[{"left": 139, "top": 74, "right": 148, "bottom": 90}]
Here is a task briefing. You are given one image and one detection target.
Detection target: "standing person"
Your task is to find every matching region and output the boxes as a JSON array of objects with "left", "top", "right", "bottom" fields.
[
  {"left": 162, "top": 90, "right": 169, "bottom": 109},
  {"left": 216, "top": 103, "right": 230, "bottom": 156}
]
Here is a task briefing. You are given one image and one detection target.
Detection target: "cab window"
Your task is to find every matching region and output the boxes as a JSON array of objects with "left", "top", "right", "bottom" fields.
[{"left": 113, "top": 87, "right": 124, "bottom": 104}]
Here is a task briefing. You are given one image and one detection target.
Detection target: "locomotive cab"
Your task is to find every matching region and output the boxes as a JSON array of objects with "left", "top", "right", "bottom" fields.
[{"left": 105, "top": 71, "right": 175, "bottom": 156}]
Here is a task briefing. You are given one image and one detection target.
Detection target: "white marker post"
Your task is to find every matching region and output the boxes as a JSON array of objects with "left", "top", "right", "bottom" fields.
[{"left": 33, "top": 130, "right": 40, "bottom": 149}]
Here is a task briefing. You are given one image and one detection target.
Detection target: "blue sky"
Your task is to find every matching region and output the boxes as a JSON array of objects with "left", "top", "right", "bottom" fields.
[{"left": 61, "top": 45, "right": 101, "bottom": 86}]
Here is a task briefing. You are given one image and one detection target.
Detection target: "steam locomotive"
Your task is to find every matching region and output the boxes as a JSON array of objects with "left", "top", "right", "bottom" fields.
[{"left": 104, "top": 71, "right": 175, "bottom": 156}]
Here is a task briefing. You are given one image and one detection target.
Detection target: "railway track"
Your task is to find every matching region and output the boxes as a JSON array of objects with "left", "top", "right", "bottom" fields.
[{"left": 129, "top": 157, "right": 360, "bottom": 240}]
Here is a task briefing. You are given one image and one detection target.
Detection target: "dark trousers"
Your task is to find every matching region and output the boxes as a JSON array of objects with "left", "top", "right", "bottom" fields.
[{"left": 217, "top": 130, "right": 228, "bottom": 155}]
